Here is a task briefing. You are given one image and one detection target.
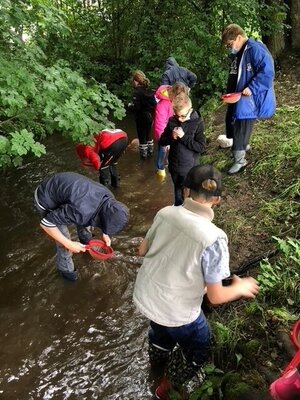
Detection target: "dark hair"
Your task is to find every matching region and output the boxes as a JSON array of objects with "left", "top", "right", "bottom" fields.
[{"left": 184, "top": 165, "right": 222, "bottom": 198}]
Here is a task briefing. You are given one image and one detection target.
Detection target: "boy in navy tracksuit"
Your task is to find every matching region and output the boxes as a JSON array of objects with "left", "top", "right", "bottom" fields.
[{"left": 34, "top": 172, "right": 129, "bottom": 281}]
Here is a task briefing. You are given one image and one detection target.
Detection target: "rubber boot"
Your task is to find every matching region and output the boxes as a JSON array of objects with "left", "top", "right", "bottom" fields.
[
  {"left": 228, "top": 150, "right": 248, "bottom": 175},
  {"left": 270, "top": 366, "right": 300, "bottom": 400},
  {"left": 99, "top": 166, "right": 110, "bottom": 186},
  {"left": 147, "top": 140, "right": 154, "bottom": 157},
  {"left": 148, "top": 342, "right": 171, "bottom": 369},
  {"left": 139, "top": 144, "right": 148, "bottom": 159},
  {"left": 156, "top": 169, "right": 166, "bottom": 183},
  {"left": 110, "top": 163, "right": 120, "bottom": 188}
]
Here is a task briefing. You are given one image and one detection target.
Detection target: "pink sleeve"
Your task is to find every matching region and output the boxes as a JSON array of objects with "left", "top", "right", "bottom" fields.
[{"left": 153, "top": 101, "right": 173, "bottom": 142}]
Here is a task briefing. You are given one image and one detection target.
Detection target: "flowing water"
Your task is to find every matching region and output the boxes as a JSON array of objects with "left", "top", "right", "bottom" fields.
[{"left": 0, "top": 117, "right": 174, "bottom": 400}]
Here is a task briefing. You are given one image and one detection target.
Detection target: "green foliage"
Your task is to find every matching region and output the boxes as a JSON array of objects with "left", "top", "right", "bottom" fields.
[
  {"left": 0, "top": 0, "right": 125, "bottom": 168},
  {"left": 48, "top": 0, "right": 285, "bottom": 105},
  {"left": 0, "top": 0, "right": 291, "bottom": 170},
  {"left": 0, "top": 130, "right": 46, "bottom": 167},
  {"left": 189, "top": 364, "right": 224, "bottom": 400},
  {"left": 257, "top": 237, "right": 300, "bottom": 307},
  {"left": 212, "top": 322, "right": 232, "bottom": 346}
]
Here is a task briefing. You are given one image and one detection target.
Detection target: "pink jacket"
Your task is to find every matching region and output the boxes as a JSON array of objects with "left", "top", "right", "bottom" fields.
[{"left": 153, "top": 85, "right": 173, "bottom": 142}]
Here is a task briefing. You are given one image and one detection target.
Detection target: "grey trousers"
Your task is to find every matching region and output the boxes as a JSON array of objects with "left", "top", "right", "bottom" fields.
[
  {"left": 232, "top": 119, "right": 255, "bottom": 151},
  {"left": 54, "top": 225, "right": 92, "bottom": 273},
  {"left": 35, "top": 201, "right": 92, "bottom": 273}
]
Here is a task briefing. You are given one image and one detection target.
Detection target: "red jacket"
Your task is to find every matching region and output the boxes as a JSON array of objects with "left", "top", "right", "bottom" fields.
[{"left": 76, "top": 129, "right": 127, "bottom": 170}]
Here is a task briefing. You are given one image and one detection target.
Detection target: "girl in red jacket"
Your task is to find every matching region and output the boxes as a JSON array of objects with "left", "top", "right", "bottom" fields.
[{"left": 76, "top": 129, "right": 128, "bottom": 187}]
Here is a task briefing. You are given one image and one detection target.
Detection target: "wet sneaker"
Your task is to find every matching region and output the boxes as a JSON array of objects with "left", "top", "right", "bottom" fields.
[
  {"left": 60, "top": 269, "right": 78, "bottom": 281},
  {"left": 269, "top": 367, "right": 300, "bottom": 400}
]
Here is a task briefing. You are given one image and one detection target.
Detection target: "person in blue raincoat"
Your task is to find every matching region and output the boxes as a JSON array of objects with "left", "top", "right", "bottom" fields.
[
  {"left": 161, "top": 57, "right": 197, "bottom": 89},
  {"left": 222, "top": 24, "right": 276, "bottom": 175}
]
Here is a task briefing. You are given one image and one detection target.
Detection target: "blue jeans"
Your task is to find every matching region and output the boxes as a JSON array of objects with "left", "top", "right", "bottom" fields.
[
  {"left": 149, "top": 312, "right": 212, "bottom": 367},
  {"left": 156, "top": 144, "right": 167, "bottom": 170}
]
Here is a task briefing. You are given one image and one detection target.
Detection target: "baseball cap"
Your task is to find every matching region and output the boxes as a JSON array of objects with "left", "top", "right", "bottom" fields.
[{"left": 184, "top": 165, "right": 222, "bottom": 196}]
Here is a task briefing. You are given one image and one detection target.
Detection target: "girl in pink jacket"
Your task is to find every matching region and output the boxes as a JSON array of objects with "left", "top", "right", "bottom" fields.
[{"left": 153, "top": 83, "right": 188, "bottom": 179}]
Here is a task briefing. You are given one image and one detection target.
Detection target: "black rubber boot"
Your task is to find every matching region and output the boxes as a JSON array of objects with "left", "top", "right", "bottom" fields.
[
  {"left": 99, "top": 166, "right": 110, "bottom": 186},
  {"left": 110, "top": 163, "right": 120, "bottom": 188},
  {"left": 148, "top": 342, "right": 171, "bottom": 368},
  {"left": 147, "top": 140, "right": 154, "bottom": 157},
  {"left": 139, "top": 144, "right": 148, "bottom": 159}
]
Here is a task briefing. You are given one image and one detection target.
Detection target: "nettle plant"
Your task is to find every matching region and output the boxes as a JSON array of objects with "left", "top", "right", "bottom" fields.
[{"left": 256, "top": 237, "right": 300, "bottom": 319}]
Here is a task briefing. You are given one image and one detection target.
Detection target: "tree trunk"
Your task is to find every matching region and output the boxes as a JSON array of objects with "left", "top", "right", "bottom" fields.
[
  {"left": 262, "top": 0, "right": 285, "bottom": 58},
  {"left": 290, "top": 0, "right": 300, "bottom": 48}
]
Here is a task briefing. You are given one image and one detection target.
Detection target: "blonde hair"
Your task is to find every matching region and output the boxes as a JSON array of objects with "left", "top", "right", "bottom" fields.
[
  {"left": 222, "top": 24, "right": 246, "bottom": 44},
  {"left": 172, "top": 94, "right": 192, "bottom": 113},
  {"left": 169, "top": 83, "right": 189, "bottom": 100},
  {"left": 132, "top": 70, "right": 150, "bottom": 88}
]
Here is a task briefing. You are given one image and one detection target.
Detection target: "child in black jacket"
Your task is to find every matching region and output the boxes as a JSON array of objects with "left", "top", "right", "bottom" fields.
[
  {"left": 159, "top": 95, "right": 206, "bottom": 205},
  {"left": 132, "top": 70, "right": 156, "bottom": 159}
]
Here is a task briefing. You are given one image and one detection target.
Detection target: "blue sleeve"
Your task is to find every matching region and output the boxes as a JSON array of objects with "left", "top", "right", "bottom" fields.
[
  {"left": 248, "top": 45, "right": 275, "bottom": 95},
  {"left": 201, "top": 238, "right": 231, "bottom": 283}
]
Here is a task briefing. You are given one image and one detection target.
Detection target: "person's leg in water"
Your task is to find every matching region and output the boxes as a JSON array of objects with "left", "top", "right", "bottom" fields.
[
  {"left": 228, "top": 119, "right": 255, "bottom": 175},
  {"left": 105, "top": 137, "right": 128, "bottom": 187},
  {"left": 136, "top": 116, "right": 148, "bottom": 159},
  {"left": 170, "top": 172, "right": 185, "bottom": 206},
  {"left": 144, "top": 111, "right": 154, "bottom": 158},
  {"left": 99, "top": 165, "right": 110, "bottom": 186},
  {"left": 156, "top": 144, "right": 167, "bottom": 180},
  {"left": 98, "top": 144, "right": 118, "bottom": 186},
  {"left": 56, "top": 225, "right": 78, "bottom": 281},
  {"left": 148, "top": 321, "right": 175, "bottom": 370},
  {"left": 154, "top": 312, "right": 212, "bottom": 399},
  {"left": 34, "top": 198, "right": 77, "bottom": 281}
]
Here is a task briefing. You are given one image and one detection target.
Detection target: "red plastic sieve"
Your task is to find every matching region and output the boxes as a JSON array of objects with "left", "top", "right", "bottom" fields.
[
  {"left": 221, "top": 92, "right": 242, "bottom": 104},
  {"left": 85, "top": 239, "right": 114, "bottom": 260}
]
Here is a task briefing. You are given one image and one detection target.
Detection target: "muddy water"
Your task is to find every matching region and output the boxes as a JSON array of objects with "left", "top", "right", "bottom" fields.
[{"left": 0, "top": 116, "right": 173, "bottom": 399}]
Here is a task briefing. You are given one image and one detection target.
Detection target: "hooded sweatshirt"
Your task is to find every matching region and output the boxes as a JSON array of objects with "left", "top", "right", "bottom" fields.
[
  {"left": 153, "top": 85, "right": 173, "bottom": 142},
  {"left": 161, "top": 57, "right": 197, "bottom": 88},
  {"left": 35, "top": 172, "right": 129, "bottom": 235}
]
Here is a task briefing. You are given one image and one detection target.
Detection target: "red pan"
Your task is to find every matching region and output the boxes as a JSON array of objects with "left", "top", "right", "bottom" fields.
[{"left": 221, "top": 92, "right": 242, "bottom": 104}]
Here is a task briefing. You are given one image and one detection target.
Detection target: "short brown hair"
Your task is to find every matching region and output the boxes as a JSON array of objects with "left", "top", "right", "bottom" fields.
[
  {"left": 222, "top": 24, "right": 246, "bottom": 44},
  {"left": 172, "top": 94, "right": 192, "bottom": 113}
]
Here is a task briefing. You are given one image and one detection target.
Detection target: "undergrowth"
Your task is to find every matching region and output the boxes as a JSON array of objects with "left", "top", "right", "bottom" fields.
[{"left": 190, "top": 57, "right": 300, "bottom": 399}]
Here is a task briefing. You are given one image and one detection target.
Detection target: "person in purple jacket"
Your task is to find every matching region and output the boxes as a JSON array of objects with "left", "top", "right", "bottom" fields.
[
  {"left": 222, "top": 24, "right": 276, "bottom": 174},
  {"left": 34, "top": 172, "right": 129, "bottom": 281}
]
